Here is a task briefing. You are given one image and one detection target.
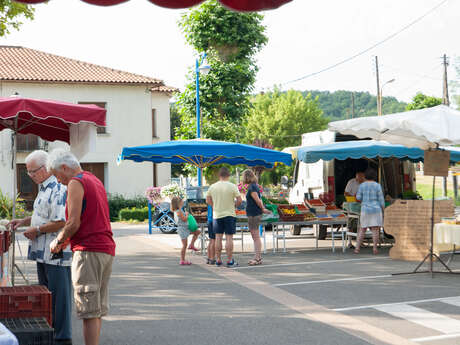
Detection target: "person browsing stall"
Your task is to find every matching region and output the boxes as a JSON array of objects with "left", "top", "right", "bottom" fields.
[
  {"left": 242, "top": 169, "right": 270, "bottom": 266},
  {"left": 354, "top": 168, "right": 385, "bottom": 255},
  {"left": 206, "top": 167, "right": 242, "bottom": 267},
  {"left": 8, "top": 150, "right": 72, "bottom": 345},
  {"left": 47, "top": 149, "right": 115, "bottom": 345}
]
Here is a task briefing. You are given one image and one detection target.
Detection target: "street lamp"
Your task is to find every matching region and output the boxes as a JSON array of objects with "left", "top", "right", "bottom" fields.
[
  {"left": 378, "top": 78, "right": 395, "bottom": 116},
  {"left": 195, "top": 53, "right": 211, "bottom": 186}
]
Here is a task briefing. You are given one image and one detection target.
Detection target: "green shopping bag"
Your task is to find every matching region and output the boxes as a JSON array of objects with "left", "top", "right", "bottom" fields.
[{"left": 188, "top": 214, "right": 198, "bottom": 232}]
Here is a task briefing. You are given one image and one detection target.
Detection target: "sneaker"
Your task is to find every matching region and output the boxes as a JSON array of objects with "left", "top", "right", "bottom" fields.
[
  {"left": 226, "top": 259, "right": 237, "bottom": 268},
  {"left": 180, "top": 260, "right": 192, "bottom": 265},
  {"left": 215, "top": 260, "right": 223, "bottom": 267},
  {"left": 206, "top": 258, "right": 216, "bottom": 265},
  {"left": 348, "top": 244, "right": 355, "bottom": 250}
]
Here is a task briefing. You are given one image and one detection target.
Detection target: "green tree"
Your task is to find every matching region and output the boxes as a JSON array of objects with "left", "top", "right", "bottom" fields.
[
  {"left": 305, "top": 90, "right": 407, "bottom": 120},
  {"left": 244, "top": 89, "right": 328, "bottom": 150},
  {"left": 406, "top": 92, "right": 442, "bottom": 110},
  {"left": 175, "top": 0, "right": 267, "bottom": 141},
  {"left": 0, "top": 0, "right": 34, "bottom": 37}
]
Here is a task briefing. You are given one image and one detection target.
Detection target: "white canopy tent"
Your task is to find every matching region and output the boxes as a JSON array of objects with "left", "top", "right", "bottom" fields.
[{"left": 328, "top": 105, "right": 460, "bottom": 276}]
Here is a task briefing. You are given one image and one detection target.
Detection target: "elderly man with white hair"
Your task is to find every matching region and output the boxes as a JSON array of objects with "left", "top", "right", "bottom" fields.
[
  {"left": 47, "top": 149, "right": 115, "bottom": 345},
  {"left": 9, "top": 150, "right": 72, "bottom": 345}
]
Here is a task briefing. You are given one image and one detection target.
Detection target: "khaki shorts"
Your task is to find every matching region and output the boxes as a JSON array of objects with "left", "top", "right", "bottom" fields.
[{"left": 72, "top": 251, "right": 114, "bottom": 319}]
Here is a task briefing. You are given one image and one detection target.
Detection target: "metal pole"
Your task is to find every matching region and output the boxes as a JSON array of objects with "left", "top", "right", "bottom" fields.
[
  {"left": 375, "top": 56, "right": 381, "bottom": 116},
  {"left": 196, "top": 58, "right": 202, "bottom": 187}
]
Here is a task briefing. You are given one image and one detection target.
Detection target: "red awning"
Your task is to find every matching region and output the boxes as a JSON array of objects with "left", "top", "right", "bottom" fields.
[
  {"left": 0, "top": 97, "right": 106, "bottom": 144},
  {"left": 13, "top": 0, "right": 292, "bottom": 11}
]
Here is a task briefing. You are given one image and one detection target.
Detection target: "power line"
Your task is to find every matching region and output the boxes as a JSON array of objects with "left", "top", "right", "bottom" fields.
[{"left": 280, "top": 0, "right": 449, "bottom": 86}]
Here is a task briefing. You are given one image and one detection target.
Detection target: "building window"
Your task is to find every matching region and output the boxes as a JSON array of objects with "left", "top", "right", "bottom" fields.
[
  {"left": 16, "top": 134, "right": 39, "bottom": 152},
  {"left": 152, "top": 109, "right": 157, "bottom": 138},
  {"left": 78, "top": 102, "right": 107, "bottom": 134}
]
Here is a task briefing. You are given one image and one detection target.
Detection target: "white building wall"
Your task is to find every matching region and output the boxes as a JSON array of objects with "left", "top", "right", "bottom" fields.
[{"left": 0, "top": 82, "right": 172, "bottom": 198}]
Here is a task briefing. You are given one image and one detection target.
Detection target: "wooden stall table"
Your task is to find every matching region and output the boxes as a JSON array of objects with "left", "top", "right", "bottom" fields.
[{"left": 434, "top": 223, "right": 460, "bottom": 263}]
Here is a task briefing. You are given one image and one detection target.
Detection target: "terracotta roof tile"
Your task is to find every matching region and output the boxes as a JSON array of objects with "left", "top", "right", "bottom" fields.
[
  {"left": 150, "top": 85, "right": 179, "bottom": 93},
  {"left": 0, "top": 46, "right": 164, "bottom": 85}
]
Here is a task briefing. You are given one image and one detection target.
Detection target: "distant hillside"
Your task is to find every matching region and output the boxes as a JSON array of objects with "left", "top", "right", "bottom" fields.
[{"left": 302, "top": 90, "right": 407, "bottom": 121}]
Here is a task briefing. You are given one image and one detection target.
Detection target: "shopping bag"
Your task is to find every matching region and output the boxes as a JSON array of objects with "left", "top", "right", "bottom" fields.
[{"left": 188, "top": 214, "right": 198, "bottom": 232}]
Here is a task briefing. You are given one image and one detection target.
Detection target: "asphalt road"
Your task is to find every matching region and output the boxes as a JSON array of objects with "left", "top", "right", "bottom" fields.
[{"left": 13, "top": 225, "right": 460, "bottom": 345}]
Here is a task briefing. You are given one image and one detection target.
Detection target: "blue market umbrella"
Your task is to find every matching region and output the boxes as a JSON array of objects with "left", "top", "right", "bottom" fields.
[
  {"left": 296, "top": 140, "right": 460, "bottom": 164},
  {"left": 119, "top": 139, "right": 292, "bottom": 168}
]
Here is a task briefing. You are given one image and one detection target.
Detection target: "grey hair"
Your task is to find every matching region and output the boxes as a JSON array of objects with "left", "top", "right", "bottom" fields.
[
  {"left": 47, "top": 149, "right": 80, "bottom": 171},
  {"left": 25, "top": 150, "right": 48, "bottom": 167}
]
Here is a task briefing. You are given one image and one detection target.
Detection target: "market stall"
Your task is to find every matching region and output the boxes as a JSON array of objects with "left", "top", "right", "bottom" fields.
[
  {"left": 329, "top": 105, "right": 460, "bottom": 274},
  {"left": 118, "top": 139, "right": 293, "bottom": 249}
]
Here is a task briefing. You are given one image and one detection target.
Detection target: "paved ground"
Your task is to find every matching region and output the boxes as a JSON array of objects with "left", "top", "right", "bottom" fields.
[{"left": 12, "top": 224, "right": 460, "bottom": 345}]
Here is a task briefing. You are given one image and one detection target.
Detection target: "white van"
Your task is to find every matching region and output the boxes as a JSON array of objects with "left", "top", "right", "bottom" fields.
[{"left": 289, "top": 130, "right": 416, "bottom": 205}]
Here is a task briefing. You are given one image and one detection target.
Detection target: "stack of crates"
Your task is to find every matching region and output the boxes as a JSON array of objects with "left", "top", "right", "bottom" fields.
[
  {"left": 0, "top": 317, "right": 53, "bottom": 345},
  {"left": 0, "top": 286, "right": 52, "bottom": 326},
  {"left": 0, "top": 286, "right": 54, "bottom": 344}
]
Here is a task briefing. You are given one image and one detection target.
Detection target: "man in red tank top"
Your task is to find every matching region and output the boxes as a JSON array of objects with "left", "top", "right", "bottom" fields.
[{"left": 48, "top": 149, "right": 115, "bottom": 345}]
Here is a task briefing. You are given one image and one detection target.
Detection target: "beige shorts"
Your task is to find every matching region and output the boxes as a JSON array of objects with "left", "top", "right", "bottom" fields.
[
  {"left": 72, "top": 251, "right": 114, "bottom": 319},
  {"left": 248, "top": 215, "right": 262, "bottom": 231}
]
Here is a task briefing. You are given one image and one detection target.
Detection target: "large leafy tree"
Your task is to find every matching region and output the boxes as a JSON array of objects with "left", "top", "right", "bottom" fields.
[
  {"left": 244, "top": 89, "right": 328, "bottom": 150},
  {"left": 406, "top": 92, "right": 442, "bottom": 111},
  {"left": 0, "top": 0, "right": 34, "bottom": 37},
  {"left": 176, "top": 0, "right": 267, "bottom": 141}
]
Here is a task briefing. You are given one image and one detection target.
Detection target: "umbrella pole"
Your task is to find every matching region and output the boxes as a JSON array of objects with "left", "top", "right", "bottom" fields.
[{"left": 11, "top": 131, "right": 16, "bottom": 286}]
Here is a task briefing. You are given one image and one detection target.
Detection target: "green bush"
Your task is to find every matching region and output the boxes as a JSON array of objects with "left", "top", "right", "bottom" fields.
[
  {"left": 0, "top": 188, "right": 29, "bottom": 220},
  {"left": 119, "top": 207, "right": 149, "bottom": 222},
  {"left": 107, "top": 194, "right": 148, "bottom": 222}
]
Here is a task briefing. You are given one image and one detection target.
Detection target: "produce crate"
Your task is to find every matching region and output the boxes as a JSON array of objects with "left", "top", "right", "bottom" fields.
[
  {"left": 189, "top": 204, "right": 207, "bottom": 224},
  {"left": 0, "top": 286, "right": 52, "bottom": 326},
  {"left": 0, "top": 317, "right": 54, "bottom": 345},
  {"left": 305, "top": 199, "right": 326, "bottom": 213},
  {"left": 277, "top": 205, "right": 306, "bottom": 221}
]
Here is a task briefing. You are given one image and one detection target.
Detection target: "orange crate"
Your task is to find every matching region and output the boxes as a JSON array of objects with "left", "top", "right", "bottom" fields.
[{"left": 0, "top": 286, "right": 52, "bottom": 326}]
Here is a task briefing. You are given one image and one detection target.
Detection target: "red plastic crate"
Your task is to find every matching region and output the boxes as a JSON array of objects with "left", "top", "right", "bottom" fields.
[{"left": 0, "top": 286, "right": 52, "bottom": 326}]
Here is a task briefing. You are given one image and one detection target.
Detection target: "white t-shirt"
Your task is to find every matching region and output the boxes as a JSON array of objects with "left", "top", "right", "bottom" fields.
[{"left": 345, "top": 178, "right": 361, "bottom": 196}]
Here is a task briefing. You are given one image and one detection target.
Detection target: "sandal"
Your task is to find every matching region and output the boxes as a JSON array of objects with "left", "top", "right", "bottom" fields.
[
  {"left": 248, "top": 258, "right": 263, "bottom": 266},
  {"left": 353, "top": 249, "right": 360, "bottom": 254},
  {"left": 373, "top": 249, "right": 379, "bottom": 255},
  {"left": 180, "top": 260, "right": 192, "bottom": 265},
  {"left": 188, "top": 246, "right": 199, "bottom": 252}
]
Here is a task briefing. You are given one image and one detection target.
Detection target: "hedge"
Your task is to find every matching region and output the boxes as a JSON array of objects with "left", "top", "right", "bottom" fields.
[
  {"left": 107, "top": 194, "right": 148, "bottom": 221},
  {"left": 119, "top": 207, "right": 149, "bottom": 222}
]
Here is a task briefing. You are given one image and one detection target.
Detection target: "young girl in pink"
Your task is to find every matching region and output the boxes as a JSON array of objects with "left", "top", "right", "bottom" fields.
[{"left": 170, "top": 196, "right": 201, "bottom": 265}]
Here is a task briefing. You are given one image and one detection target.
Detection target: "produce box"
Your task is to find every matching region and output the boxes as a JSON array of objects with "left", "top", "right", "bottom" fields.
[
  {"left": 305, "top": 199, "right": 326, "bottom": 213},
  {"left": 189, "top": 203, "right": 208, "bottom": 224},
  {"left": 277, "top": 205, "right": 306, "bottom": 221}
]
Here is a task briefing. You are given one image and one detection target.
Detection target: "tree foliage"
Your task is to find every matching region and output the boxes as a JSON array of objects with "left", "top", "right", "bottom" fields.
[
  {"left": 0, "top": 0, "right": 34, "bottom": 37},
  {"left": 244, "top": 89, "right": 328, "bottom": 150},
  {"left": 175, "top": 0, "right": 267, "bottom": 141},
  {"left": 406, "top": 92, "right": 442, "bottom": 111},
  {"left": 304, "top": 90, "right": 407, "bottom": 120}
]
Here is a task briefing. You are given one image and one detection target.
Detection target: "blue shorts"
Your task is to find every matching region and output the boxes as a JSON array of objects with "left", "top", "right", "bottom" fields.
[
  {"left": 214, "top": 216, "right": 236, "bottom": 235},
  {"left": 207, "top": 221, "right": 215, "bottom": 240}
]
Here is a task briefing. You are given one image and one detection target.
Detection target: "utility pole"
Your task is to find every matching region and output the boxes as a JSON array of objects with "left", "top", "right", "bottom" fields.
[
  {"left": 375, "top": 56, "right": 381, "bottom": 116},
  {"left": 441, "top": 54, "right": 457, "bottom": 200},
  {"left": 351, "top": 92, "right": 355, "bottom": 118}
]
